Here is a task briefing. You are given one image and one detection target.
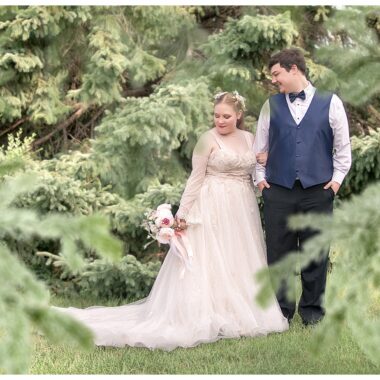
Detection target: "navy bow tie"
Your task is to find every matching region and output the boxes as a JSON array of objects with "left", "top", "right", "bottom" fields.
[{"left": 289, "top": 90, "right": 306, "bottom": 103}]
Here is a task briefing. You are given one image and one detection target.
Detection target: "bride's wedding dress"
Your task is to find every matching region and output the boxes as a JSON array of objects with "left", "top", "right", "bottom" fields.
[{"left": 53, "top": 128, "right": 288, "bottom": 350}]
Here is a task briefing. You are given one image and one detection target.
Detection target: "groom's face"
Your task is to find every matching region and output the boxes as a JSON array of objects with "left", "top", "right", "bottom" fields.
[{"left": 270, "top": 63, "right": 295, "bottom": 94}]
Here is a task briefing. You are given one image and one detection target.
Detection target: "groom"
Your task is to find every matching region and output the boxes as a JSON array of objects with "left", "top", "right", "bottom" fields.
[{"left": 254, "top": 48, "right": 351, "bottom": 325}]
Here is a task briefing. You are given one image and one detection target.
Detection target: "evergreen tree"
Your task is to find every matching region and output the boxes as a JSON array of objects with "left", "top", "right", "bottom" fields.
[
  {"left": 0, "top": 5, "right": 379, "bottom": 372},
  {"left": 314, "top": 6, "right": 380, "bottom": 105},
  {"left": 0, "top": 136, "right": 123, "bottom": 374}
]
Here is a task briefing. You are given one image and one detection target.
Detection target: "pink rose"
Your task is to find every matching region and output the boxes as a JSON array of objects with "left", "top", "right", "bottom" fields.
[{"left": 155, "top": 204, "right": 174, "bottom": 228}]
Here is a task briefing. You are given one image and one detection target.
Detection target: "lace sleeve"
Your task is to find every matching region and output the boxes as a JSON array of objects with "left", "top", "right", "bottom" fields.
[{"left": 176, "top": 132, "right": 213, "bottom": 220}]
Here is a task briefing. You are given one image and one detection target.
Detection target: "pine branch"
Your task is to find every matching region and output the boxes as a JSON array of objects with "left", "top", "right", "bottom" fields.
[
  {"left": 368, "top": 105, "right": 380, "bottom": 123},
  {"left": 123, "top": 86, "right": 155, "bottom": 98},
  {"left": 82, "top": 107, "right": 105, "bottom": 130},
  {"left": 68, "top": 106, "right": 105, "bottom": 141},
  {"left": 0, "top": 117, "right": 29, "bottom": 138},
  {"left": 32, "top": 106, "right": 87, "bottom": 148}
]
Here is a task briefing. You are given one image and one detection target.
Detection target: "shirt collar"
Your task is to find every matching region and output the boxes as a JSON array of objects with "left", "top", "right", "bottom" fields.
[{"left": 303, "top": 82, "right": 315, "bottom": 99}]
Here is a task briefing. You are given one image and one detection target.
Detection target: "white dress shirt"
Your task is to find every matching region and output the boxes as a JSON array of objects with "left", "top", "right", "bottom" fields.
[{"left": 254, "top": 83, "right": 352, "bottom": 185}]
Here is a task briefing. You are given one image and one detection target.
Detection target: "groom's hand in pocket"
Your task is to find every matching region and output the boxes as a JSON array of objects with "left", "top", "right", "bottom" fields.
[
  {"left": 323, "top": 181, "right": 340, "bottom": 194},
  {"left": 258, "top": 180, "right": 270, "bottom": 193}
]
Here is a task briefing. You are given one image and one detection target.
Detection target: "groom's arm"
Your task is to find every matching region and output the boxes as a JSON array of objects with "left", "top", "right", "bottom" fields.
[
  {"left": 254, "top": 100, "right": 270, "bottom": 188},
  {"left": 330, "top": 95, "right": 352, "bottom": 184},
  {"left": 324, "top": 95, "right": 352, "bottom": 194}
]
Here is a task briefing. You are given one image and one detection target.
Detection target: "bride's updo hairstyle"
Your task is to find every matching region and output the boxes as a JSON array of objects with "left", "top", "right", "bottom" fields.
[{"left": 213, "top": 91, "right": 246, "bottom": 130}]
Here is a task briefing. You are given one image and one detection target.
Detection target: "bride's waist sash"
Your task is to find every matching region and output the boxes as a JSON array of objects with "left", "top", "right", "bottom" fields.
[{"left": 205, "top": 172, "right": 252, "bottom": 183}]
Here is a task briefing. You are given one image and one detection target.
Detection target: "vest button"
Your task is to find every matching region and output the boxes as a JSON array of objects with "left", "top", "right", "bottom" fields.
[
  {"left": 296, "top": 155, "right": 300, "bottom": 157},
  {"left": 297, "top": 141, "right": 301, "bottom": 144}
]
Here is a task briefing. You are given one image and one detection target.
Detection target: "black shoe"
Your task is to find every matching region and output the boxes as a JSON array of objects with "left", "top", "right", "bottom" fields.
[
  {"left": 302, "top": 317, "right": 323, "bottom": 327},
  {"left": 280, "top": 307, "right": 294, "bottom": 325}
]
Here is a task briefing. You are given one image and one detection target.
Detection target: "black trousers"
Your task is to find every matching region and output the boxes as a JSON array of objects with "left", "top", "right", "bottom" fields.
[{"left": 262, "top": 180, "right": 334, "bottom": 323}]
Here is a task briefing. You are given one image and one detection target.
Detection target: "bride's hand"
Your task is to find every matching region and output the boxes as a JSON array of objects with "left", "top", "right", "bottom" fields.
[
  {"left": 256, "top": 152, "right": 268, "bottom": 166},
  {"left": 174, "top": 217, "right": 188, "bottom": 231}
]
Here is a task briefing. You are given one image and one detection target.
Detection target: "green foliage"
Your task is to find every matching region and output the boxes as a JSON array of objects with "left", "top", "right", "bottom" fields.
[
  {"left": 306, "top": 57, "right": 339, "bottom": 91},
  {"left": 35, "top": 251, "right": 161, "bottom": 300},
  {"left": 93, "top": 80, "right": 212, "bottom": 198},
  {"left": 203, "top": 12, "right": 298, "bottom": 62},
  {"left": 17, "top": 159, "right": 123, "bottom": 216},
  {"left": 0, "top": 6, "right": 91, "bottom": 41},
  {"left": 0, "top": 151, "right": 123, "bottom": 373},
  {"left": 0, "top": 6, "right": 92, "bottom": 124},
  {"left": 68, "top": 13, "right": 129, "bottom": 105},
  {"left": 340, "top": 128, "right": 380, "bottom": 198},
  {"left": 0, "top": 243, "right": 93, "bottom": 374},
  {"left": 199, "top": 11, "right": 298, "bottom": 110},
  {"left": 0, "top": 132, "right": 185, "bottom": 276},
  {"left": 0, "top": 130, "right": 34, "bottom": 170},
  {"left": 122, "top": 6, "right": 196, "bottom": 86},
  {"left": 5, "top": 151, "right": 130, "bottom": 280},
  {"left": 0, "top": 88, "right": 24, "bottom": 121},
  {"left": 1, "top": 177, "right": 123, "bottom": 275},
  {"left": 124, "top": 6, "right": 195, "bottom": 43},
  {"left": 29, "top": 72, "right": 72, "bottom": 125},
  {"left": 74, "top": 254, "right": 161, "bottom": 299},
  {"left": 313, "top": 6, "right": 331, "bottom": 22},
  {"left": 0, "top": 51, "right": 43, "bottom": 72},
  {"left": 315, "top": 6, "right": 380, "bottom": 105},
  {"left": 0, "top": 6, "right": 197, "bottom": 141}
]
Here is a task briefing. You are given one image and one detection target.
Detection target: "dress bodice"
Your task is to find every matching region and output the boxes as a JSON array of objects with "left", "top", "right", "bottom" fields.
[
  {"left": 176, "top": 129, "right": 256, "bottom": 219},
  {"left": 206, "top": 147, "right": 256, "bottom": 182}
]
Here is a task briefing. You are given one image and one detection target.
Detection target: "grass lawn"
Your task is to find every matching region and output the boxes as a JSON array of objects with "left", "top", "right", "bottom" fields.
[{"left": 30, "top": 294, "right": 380, "bottom": 375}]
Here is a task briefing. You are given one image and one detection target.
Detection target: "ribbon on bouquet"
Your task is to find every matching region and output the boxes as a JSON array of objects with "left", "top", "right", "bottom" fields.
[{"left": 170, "top": 232, "right": 194, "bottom": 279}]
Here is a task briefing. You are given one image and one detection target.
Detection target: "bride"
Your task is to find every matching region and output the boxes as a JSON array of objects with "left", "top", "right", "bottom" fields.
[{"left": 53, "top": 91, "right": 289, "bottom": 350}]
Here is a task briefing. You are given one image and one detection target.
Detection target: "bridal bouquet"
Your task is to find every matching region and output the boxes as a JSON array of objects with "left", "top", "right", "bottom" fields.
[
  {"left": 143, "top": 203, "right": 193, "bottom": 278},
  {"left": 145, "top": 203, "right": 176, "bottom": 245}
]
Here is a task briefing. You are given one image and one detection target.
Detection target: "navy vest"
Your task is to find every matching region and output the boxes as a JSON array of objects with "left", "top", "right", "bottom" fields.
[{"left": 266, "top": 91, "right": 334, "bottom": 189}]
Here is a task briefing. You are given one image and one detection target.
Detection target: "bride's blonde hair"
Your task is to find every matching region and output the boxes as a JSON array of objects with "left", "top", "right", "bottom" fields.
[{"left": 213, "top": 91, "right": 245, "bottom": 130}]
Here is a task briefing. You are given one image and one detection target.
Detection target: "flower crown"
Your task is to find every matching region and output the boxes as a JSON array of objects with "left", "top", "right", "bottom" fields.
[{"left": 214, "top": 90, "right": 246, "bottom": 111}]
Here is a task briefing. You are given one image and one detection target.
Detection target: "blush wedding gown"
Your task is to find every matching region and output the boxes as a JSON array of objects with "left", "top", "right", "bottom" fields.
[{"left": 53, "top": 128, "right": 288, "bottom": 350}]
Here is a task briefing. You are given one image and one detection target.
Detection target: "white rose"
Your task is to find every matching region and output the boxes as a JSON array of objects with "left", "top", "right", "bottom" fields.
[
  {"left": 156, "top": 227, "right": 174, "bottom": 244},
  {"left": 157, "top": 204, "right": 172, "bottom": 212}
]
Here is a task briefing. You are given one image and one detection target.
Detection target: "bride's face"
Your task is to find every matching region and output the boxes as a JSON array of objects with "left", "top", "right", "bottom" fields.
[{"left": 214, "top": 103, "right": 241, "bottom": 135}]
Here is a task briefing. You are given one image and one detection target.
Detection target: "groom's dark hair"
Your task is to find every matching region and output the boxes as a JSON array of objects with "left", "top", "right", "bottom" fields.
[{"left": 269, "top": 48, "right": 307, "bottom": 75}]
